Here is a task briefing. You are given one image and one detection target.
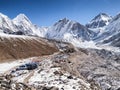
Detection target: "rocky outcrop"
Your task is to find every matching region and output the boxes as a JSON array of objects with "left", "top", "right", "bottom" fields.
[
  {"left": 0, "top": 75, "right": 59, "bottom": 90},
  {"left": 66, "top": 48, "right": 120, "bottom": 90}
]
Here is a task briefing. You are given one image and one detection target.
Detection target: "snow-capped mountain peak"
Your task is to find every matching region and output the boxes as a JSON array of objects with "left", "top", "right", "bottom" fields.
[
  {"left": 13, "top": 14, "right": 48, "bottom": 37},
  {"left": 96, "top": 13, "right": 120, "bottom": 46},
  {"left": 0, "top": 13, "right": 47, "bottom": 37},
  {"left": 13, "top": 13, "right": 32, "bottom": 25},
  {"left": 46, "top": 18, "right": 96, "bottom": 42},
  {"left": 0, "top": 13, "right": 18, "bottom": 33},
  {"left": 102, "top": 13, "right": 120, "bottom": 36},
  {"left": 54, "top": 18, "right": 73, "bottom": 27},
  {"left": 93, "top": 13, "right": 111, "bottom": 21},
  {"left": 58, "top": 18, "right": 70, "bottom": 23},
  {"left": 86, "top": 13, "right": 112, "bottom": 28}
]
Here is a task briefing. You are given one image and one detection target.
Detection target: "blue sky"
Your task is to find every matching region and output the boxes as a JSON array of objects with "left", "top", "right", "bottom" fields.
[{"left": 0, "top": 0, "right": 120, "bottom": 26}]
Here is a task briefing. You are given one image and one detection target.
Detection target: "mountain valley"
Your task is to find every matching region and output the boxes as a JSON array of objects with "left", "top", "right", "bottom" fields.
[{"left": 0, "top": 12, "right": 120, "bottom": 90}]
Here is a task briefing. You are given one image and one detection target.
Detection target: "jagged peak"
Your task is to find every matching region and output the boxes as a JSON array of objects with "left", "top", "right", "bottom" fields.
[
  {"left": 92, "top": 13, "right": 112, "bottom": 21},
  {"left": 54, "top": 18, "right": 78, "bottom": 26},
  {"left": 86, "top": 13, "right": 112, "bottom": 28},
  {"left": 58, "top": 18, "right": 70, "bottom": 23},
  {"left": 98, "top": 13, "right": 109, "bottom": 16}
]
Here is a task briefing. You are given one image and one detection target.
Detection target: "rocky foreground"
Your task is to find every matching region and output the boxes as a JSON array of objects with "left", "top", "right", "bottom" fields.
[
  {"left": 0, "top": 33, "right": 120, "bottom": 90},
  {"left": 0, "top": 52, "right": 100, "bottom": 90},
  {"left": 0, "top": 45, "right": 120, "bottom": 90}
]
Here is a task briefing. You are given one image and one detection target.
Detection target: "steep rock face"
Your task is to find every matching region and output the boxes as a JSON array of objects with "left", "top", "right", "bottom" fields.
[
  {"left": 85, "top": 13, "right": 112, "bottom": 39},
  {"left": 102, "top": 32, "right": 120, "bottom": 47},
  {"left": 86, "top": 13, "right": 112, "bottom": 29},
  {"left": 96, "top": 13, "right": 120, "bottom": 47},
  {"left": 0, "top": 34, "right": 58, "bottom": 62},
  {"left": 46, "top": 18, "right": 95, "bottom": 42}
]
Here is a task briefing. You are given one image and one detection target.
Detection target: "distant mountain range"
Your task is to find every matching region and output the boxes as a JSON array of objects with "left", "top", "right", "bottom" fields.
[
  {"left": 0, "top": 12, "right": 120, "bottom": 90},
  {"left": 0, "top": 13, "right": 47, "bottom": 37},
  {"left": 0, "top": 12, "right": 120, "bottom": 48}
]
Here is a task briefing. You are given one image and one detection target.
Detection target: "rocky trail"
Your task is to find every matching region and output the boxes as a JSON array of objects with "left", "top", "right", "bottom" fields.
[
  {"left": 0, "top": 43, "right": 120, "bottom": 90},
  {"left": 0, "top": 50, "right": 101, "bottom": 90}
]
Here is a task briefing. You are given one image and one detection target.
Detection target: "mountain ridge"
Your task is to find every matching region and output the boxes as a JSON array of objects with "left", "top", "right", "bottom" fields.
[
  {"left": 0, "top": 12, "right": 120, "bottom": 90},
  {"left": 0, "top": 12, "right": 120, "bottom": 49},
  {"left": 46, "top": 18, "right": 96, "bottom": 42},
  {"left": 86, "top": 13, "right": 112, "bottom": 29}
]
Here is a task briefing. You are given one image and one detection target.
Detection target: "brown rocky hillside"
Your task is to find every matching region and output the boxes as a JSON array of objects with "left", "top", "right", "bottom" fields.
[{"left": 0, "top": 35, "right": 58, "bottom": 62}]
